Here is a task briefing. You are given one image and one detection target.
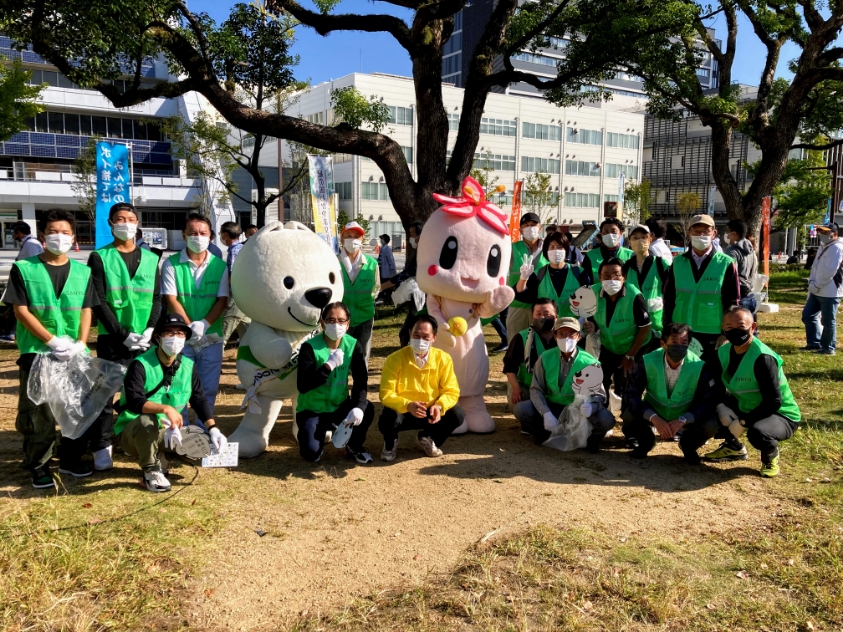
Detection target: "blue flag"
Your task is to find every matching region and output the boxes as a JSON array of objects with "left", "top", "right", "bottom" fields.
[{"left": 95, "top": 142, "right": 131, "bottom": 248}]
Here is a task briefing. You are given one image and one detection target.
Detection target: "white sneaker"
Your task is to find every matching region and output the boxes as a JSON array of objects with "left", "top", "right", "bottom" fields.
[
  {"left": 416, "top": 435, "right": 443, "bottom": 457},
  {"left": 381, "top": 438, "right": 398, "bottom": 462},
  {"left": 235, "top": 383, "right": 246, "bottom": 390},
  {"left": 144, "top": 470, "right": 172, "bottom": 493},
  {"left": 93, "top": 446, "right": 113, "bottom": 471}
]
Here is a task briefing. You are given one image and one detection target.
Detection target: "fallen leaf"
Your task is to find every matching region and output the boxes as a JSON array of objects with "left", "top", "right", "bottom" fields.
[
  {"left": 787, "top": 559, "right": 795, "bottom": 566},
  {"left": 582, "top": 600, "right": 593, "bottom": 611},
  {"left": 760, "top": 562, "right": 768, "bottom": 569},
  {"left": 706, "top": 603, "right": 716, "bottom": 611},
  {"left": 355, "top": 477, "right": 366, "bottom": 482},
  {"left": 87, "top": 518, "right": 102, "bottom": 525},
  {"left": 191, "top": 499, "right": 197, "bottom": 506},
  {"left": 204, "top": 589, "right": 215, "bottom": 598},
  {"left": 413, "top": 554, "right": 421, "bottom": 561},
  {"left": 82, "top": 503, "right": 92, "bottom": 509},
  {"left": 735, "top": 571, "right": 749, "bottom": 579}
]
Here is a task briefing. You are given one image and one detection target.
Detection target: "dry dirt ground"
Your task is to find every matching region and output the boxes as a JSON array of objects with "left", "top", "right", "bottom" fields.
[{"left": 0, "top": 330, "right": 792, "bottom": 631}]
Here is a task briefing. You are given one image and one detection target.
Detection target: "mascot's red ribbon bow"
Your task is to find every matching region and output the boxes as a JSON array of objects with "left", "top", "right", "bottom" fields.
[{"left": 432, "top": 176, "right": 509, "bottom": 236}]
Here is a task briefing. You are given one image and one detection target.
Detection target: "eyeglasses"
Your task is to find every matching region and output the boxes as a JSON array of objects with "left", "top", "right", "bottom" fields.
[
  {"left": 324, "top": 318, "right": 349, "bottom": 325},
  {"left": 161, "top": 331, "right": 187, "bottom": 338}
]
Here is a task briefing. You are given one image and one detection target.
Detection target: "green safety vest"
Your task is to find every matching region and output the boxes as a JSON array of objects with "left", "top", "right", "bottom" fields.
[
  {"left": 593, "top": 282, "right": 649, "bottom": 355},
  {"left": 509, "top": 240, "right": 549, "bottom": 309},
  {"left": 114, "top": 347, "right": 195, "bottom": 435},
  {"left": 536, "top": 264, "right": 584, "bottom": 319},
  {"left": 671, "top": 252, "right": 732, "bottom": 334},
  {"left": 584, "top": 246, "right": 634, "bottom": 280},
  {"left": 97, "top": 244, "right": 158, "bottom": 335},
  {"left": 340, "top": 255, "right": 378, "bottom": 327},
  {"left": 718, "top": 337, "right": 801, "bottom": 422},
  {"left": 642, "top": 348, "right": 704, "bottom": 420},
  {"left": 296, "top": 333, "right": 357, "bottom": 414},
  {"left": 626, "top": 257, "right": 666, "bottom": 333},
  {"left": 15, "top": 256, "right": 90, "bottom": 355},
  {"left": 169, "top": 252, "right": 226, "bottom": 336},
  {"left": 515, "top": 328, "right": 556, "bottom": 389},
  {"left": 540, "top": 347, "right": 599, "bottom": 406}
]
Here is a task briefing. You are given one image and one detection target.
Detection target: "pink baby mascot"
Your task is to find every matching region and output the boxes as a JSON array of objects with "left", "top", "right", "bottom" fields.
[{"left": 416, "top": 176, "right": 514, "bottom": 433}]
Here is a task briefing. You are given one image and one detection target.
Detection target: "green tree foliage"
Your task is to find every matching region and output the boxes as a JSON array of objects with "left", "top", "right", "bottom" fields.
[
  {"left": 336, "top": 208, "right": 370, "bottom": 240},
  {"left": 676, "top": 192, "right": 702, "bottom": 248},
  {"left": 0, "top": 57, "right": 44, "bottom": 141},
  {"left": 623, "top": 180, "right": 651, "bottom": 223},
  {"left": 330, "top": 88, "right": 389, "bottom": 133},
  {"left": 70, "top": 137, "right": 101, "bottom": 222},
  {"left": 469, "top": 150, "right": 500, "bottom": 192},
  {"left": 523, "top": 171, "right": 556, "bottom": 224}
]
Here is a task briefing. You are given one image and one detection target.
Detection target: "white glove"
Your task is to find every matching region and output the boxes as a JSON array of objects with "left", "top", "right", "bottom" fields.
[
  {"left": 646, "top": 297, "right": 664, "bottom": 313},
  {"left": 209, "top": 427, "right": 228, "bottom": 452},
  {"left": 46, "top": 336, "right": 71, "bottom": 356},
  {"left": 164, "top": 427, "right": 182, "bottom": 450},
  {"left": 189, "top": 319, "right": 209, "bottom": 341},
  {"left": 344, "top": 407, "right": 364, "bottom": 427},
  {"left": 138, "top": 327, "right": 155, "bottom": 349},
  {"left": 519, "top": 254, "right": 534, "bottom": 281},
  {"left": 123, "top": 332, "right": 145, "bottom": 350},
  {"left": 728, "top": 419, "right": 747, "bottom": 439},
  {"left": 543, "top": 412, "right": 559, "bottom": 432},
  {"left": 579, "top": 402, "right": 594, "bottom": 418},
  {"left": 325, "top": 348, "right": 345, "bottom": 371},
  {"left": 53, "top": 341, "right": 86, "bottom": 362},
  {"left": 716, "top": 403, "right": 739, "bottom": 427}
]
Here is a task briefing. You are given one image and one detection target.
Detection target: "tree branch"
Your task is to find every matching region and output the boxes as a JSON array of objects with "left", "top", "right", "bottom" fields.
[{"left": 792, "top": 137, "right": 843, "bottom": 151}]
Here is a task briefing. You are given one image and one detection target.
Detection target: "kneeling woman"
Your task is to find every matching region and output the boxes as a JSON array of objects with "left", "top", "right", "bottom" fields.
[{"left": 296, "top": 302, "right": 375, "bottom": 463}]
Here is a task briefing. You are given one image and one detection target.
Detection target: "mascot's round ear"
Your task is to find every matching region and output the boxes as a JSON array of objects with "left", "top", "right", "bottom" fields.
[
  {"left": 258, "top": 221, "right": 285, "bottom": 235},
  {"left": 283, "top": 221, "right": 313, "bottom": 232}
]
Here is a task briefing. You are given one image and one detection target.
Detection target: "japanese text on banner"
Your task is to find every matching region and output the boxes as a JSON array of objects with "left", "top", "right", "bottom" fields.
[
  {"left": 307, "top": 155, "right": 337, "bottom": 252},
  {"left": 95, "top": 142, "right": 131, "bottom": 249}
]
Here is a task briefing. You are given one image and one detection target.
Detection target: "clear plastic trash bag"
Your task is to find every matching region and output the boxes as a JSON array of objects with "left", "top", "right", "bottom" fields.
[
  {"left": 28, "top": 343, "right": 127, "bottom": 439},
  {"left": 543, "top": 394, "right": 591, "bottom": 452},
  {"left": 392, "top": 276, "right": 426, "bottom": 312}
]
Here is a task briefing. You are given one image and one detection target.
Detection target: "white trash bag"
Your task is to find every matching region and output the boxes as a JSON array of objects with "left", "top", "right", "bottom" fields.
[
  {"left": 28, "top": 342, "right": 127, "bottom": 439},
  {"left": 543, "top": 394, "right": 591, "bottom": 452},
  {"left": 392, "top": 276, "right": 426, "bottom": 312}
]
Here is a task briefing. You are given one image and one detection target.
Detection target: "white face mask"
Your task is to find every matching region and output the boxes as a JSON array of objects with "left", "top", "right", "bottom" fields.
[
  {"left": 722, "top": 233, "right": 731, "bottom": 246},
  {"left": 159, "top": 335, "right": 185, "bottom": 357},
  {"left": 557, "top": 337, "right": 578, "bottom": 353},
  {"left": 602, "top": 233, "right": 621, "bottom": 249},
  {"left": 521, "top": 226, "right": 540, "bottom": 242},
  {"left": 409, "top": 238, "right": 417, "bottom": 248},
  {"left": 45, "top": 234, "right": 73, "bottom": 255},
  {"left": 691, "top": 235, "right": 712, "bottom": 250},
  {"left": 820, "top": 233, "right": 836, "bottom": 245},
  {"left": 549, "top": 249, "right": 566, "bottom": 264},
  {"left": 324, "top": 323, "right": 347, "bottom": 341},
  {"left": 186, "top": 235, "right": 210, "bottom": 253},
  {"left": 112, "top": 222, "right": 137, "bottom": 242},
  {"left": 409, "top": 338, "right": 432, "bottom": 355},
  {"left": 602, "top": 279, "right": 624, "bottom": 295},
  {"left": 343, "top": 238, "right": 362, "bottom": 254}
]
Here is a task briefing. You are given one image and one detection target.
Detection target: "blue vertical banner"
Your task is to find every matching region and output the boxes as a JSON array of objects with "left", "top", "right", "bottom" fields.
[{"left": 95, "top": 142, "right": 131, "bottom": 248}]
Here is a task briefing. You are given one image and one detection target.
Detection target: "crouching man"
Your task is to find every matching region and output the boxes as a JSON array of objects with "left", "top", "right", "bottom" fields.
[
  {"left": 705, "top": 306, "right": 801, "bottom": 477},
  {"left": 517, "top": 317, "right": 615, "bottom": 452},
  {"left": 621, "top": 322, "right": 718, "bottom": 462},
  {"left": 378, "top": 314, "right": 463, "bottom": 460},
  {"left": 114, "top": 314, "right": 227, "bottom": 492}
]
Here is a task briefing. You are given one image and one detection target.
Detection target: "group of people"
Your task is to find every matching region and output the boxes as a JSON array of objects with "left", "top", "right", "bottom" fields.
[{"left": 6, "top": 201, "right": 832, "bottom": 492}]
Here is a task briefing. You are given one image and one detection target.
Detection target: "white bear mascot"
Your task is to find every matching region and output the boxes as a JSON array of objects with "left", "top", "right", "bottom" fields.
[{"left": 227, "top": 221, "right": 344, "bottom": 457}]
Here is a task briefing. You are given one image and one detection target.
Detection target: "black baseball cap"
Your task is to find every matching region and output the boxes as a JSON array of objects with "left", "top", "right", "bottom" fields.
[
  {"left": 154, "top": 313, "right": 193, "bottom": 338},
  {"left": 520, "top": 212, "right": 541, "bottom": 225},
  {"left": 820, "top": 221, "right": 840, "bottom": 233}
]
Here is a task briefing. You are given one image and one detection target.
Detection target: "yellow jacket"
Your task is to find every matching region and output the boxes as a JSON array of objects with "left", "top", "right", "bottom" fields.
[{"left": 379, "top": 346, "right": 460, "bottom": 414}]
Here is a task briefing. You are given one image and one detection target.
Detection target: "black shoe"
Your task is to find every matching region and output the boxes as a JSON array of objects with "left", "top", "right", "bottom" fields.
[
  {"left": 625, "top": 437, "right": 639, "bottom": 450},
  {"left": 681, "top": 450, "right": 702, "bottom": 465},
  {"left": 799, "top": 345, "right": 821, "bottom": 352},
  {"left": 31, "top": 465, "right": 55, "bottom": 489},
  {"left": 586, "top": 440, "right": 602, "bottom": 454},
  {"left": 491, "top": 342, "right": 508, "bottom": 354},
  {"left": 58, "top": 462, "right": 93, "bottom": 478},
  {"left": 630, "top": 447, "right": 649, "bottom": 459}
]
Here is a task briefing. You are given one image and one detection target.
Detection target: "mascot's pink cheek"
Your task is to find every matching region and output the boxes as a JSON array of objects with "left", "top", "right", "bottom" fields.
[
  {"left": 499, "top": 277, "right": 504, "bottom": 286},
  {"left": 428, "top": 265, "right": 439, "bottom": 276}
]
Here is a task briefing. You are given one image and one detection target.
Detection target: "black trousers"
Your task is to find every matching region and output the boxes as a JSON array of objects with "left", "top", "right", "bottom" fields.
[
  {"left": 622, "top": 411, "right": 719, "bottom": 456},
  {"left": 295, "top": 399, "right": 374, "bottom": 462},
  {"left": 378, "top": 405, "right": 464, "bottom": 447},
  {"left": 91, "top": 334, "right": 137, "bottom": 452},
  {"left": 720, "top": 414, "right": 798, "bottom": 460},
  {"left": 692, "top": 332, "right": 723, "bottom": 377}
]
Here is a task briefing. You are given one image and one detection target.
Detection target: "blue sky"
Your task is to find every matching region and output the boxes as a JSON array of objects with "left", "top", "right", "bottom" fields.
[{"left": 188, "top": 0, "right": 805, "bottom": 88}]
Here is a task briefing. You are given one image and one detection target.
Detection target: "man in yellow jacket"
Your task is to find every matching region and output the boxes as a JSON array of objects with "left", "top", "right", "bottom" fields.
[{"left": 378, "top": 314, "right": 463, "bottom": 460}]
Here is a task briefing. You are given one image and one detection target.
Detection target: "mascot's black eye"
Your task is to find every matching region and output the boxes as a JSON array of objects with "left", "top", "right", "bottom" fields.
[
  {"left": 329, "top": 272, "right": 336, "bottom": 284},
  {"left": 439, "top": 236, "right": 458, "bottom": 269},
  {"left": 487, "top": 245, "right": 501, "bottom": 277},
  {"left": 283, "top": 276, "right": 295, "bottom": 289},
  {"left": 575, "top": 371, "right": 582, "bottom": 378}
]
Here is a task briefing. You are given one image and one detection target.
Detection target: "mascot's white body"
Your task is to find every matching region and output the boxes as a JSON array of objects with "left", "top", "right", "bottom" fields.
[
  {"left": 416, "top": 177, "right": 514, "bottom": 434},
  {"left": 227, "top": 221, "right": 344, "bottom": 457}
]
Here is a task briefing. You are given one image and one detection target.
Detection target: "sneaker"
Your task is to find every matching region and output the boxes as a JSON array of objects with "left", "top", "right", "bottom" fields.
[
  {"left": 491, "top": 342, "right": 508, "bottom": 354},
  {"left": 625, "top": 437, "right": 639, "bottom": 450},
  {"left": 812, "top": 348, "right": 836, "bottom": 356},
  {"left": 629, "top": 447, "right": 649, "bottom": 459},
  {"left": 704, "top": 441, "right": 748, "bottom": 462},
  {"left": 0, "top": 334, "right": 15, "bottom": 342},
  {"left": 58, "top": 462, "right": 94, "bottom": 478},
  {"left": 324, "top": 430, "right": 333, "bottom": 443},
  {"left": 673, "top": 428, "right": 684, "bottom": 443},
  {"left": 416, "top": 435, "right": 443, "bottom": 457},
  {"left": 144, "top": 469, "right": 172, "bottom": 492},
  {"left": 381, "top": 438, "right": 398, "bottom": 462},
  {"left": 93, "top": 446, "right": 113, "bottom": 471},
  {"left": 31, "top": 466, "right": 55, "bottom": 489},
  {"left": 760, "top": 455, "right": 780, "bottom": 478},
  {"left": 681, "top": 448, "right": 702, "bottom": 465},
  {"left": 345, "top": 447, "right": 373, "bottom": 464},
  {"left": 799, "top": 345, "right": 821, "bottom": 352}
]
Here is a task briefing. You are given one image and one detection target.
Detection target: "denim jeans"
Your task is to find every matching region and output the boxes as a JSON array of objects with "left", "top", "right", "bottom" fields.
[
  {"left": 181, "top": 340, "right": 224, "bottom": 425},
  {"left": 802, "top": 293, "right": 841, "bottom": 352}
]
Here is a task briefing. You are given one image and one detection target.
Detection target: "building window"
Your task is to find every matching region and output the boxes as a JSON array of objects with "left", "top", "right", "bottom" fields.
[
  {"left": 401, "top": 146, "right": 413, "bottom": 164},
  {"left": 566, "top": 127, "right": 602, "bottom": 145},
  {"left": 604, "top": 163, "right": 638, "bottom": 179},
  {"left": 361, "top": 181, "right": 390, "bottom": 200},
  {"left": 480, "top": 117, "right": 516, "bottom": 137},
  {"left": 442, "top": 53, "right": 462, "bottom": 77},
  {"left": 606, "top": 132, "right": 639, "bottom": 149},
  {"left": 473, "top": 152, "right": 516, "bottom": 171},
  {"left": 387, "top": 106, "right": 413, "bottom": 126},
  {"left": 443, "top": 31, "right": 462, "bottom": 56},
  {"left": 447, "top": 113, "right": 460, "bottom": 131},
  {"left": 511, "top": 52, "right": 559, "bottom": 67},
  {"left": 521, "top": 156, "right": 561, "bottom": 174},
  {"left": 336, "top": 182, "right": 352, "bottom": 200},
  {"left": 522, "top": 122, "right": 562, "bottom": 141},
  {"left": 304, "top": 112, "right": 324, "bottom": 125},
  {"left": 604, "top": 194, "right": 619, "bottom": 203},
  {"left": 565, "top": 160, "right": 601, "bottom": 177},
  {"left": 564, "top": 192, "right": 600, "bottom": 208}
]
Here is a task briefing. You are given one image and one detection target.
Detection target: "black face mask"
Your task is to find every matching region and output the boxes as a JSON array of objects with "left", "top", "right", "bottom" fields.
[
  {"left": 665, "top": 344, "right": 689, "bottom": 362},
  {"left": 532, "top": 317, "right": 556, "bottom": 333},
  {"left": 723, "top": 328, "right": 752, "bottom": 346}
]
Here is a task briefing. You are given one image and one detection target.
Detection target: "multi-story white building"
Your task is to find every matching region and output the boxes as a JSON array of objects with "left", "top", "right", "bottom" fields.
[
  {"left": 265, "top": 72, "right": 646, "bottom": 242},
  {"left": 0, "top": 38, "right": 234, "bottom": 250}
]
